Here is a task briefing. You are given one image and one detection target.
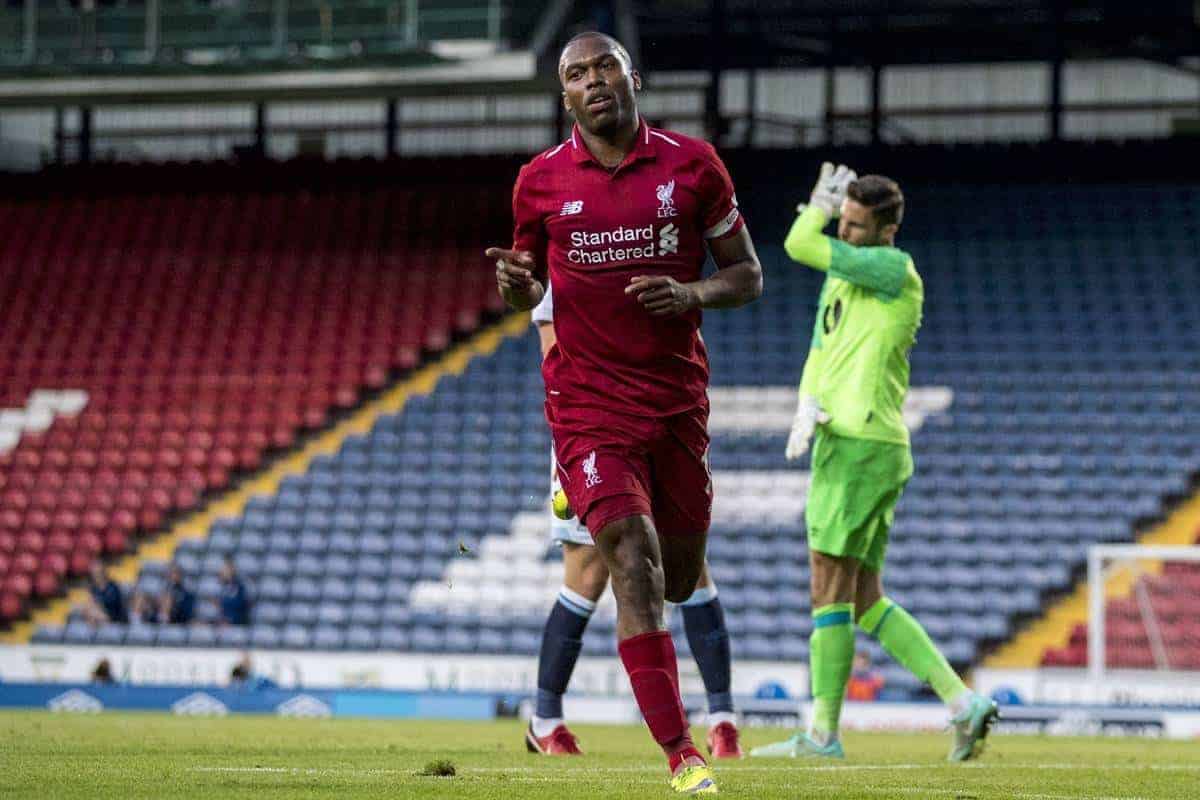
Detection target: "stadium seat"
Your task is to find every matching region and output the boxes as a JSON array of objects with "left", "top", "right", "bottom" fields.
[
  {"left": 0, "top": 174, "right": 507, "bottom": 631},
  {"left": 9, "top": 168, "right": 1195, "bottom": 703}
]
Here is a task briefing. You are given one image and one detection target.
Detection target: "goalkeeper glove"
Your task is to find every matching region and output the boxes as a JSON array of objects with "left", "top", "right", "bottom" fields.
[
  {"left": 806, "top": 162, "right": 857, "bottom": 218},
  {"left": 785, "top": 394, "right": 830, "bottom": 461}
]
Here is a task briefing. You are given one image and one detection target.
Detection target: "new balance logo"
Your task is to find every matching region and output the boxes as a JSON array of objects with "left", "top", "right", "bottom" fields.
[
  {"left": 583, "top": 450, "right": 602, "bottom": 488},
  {"left": 659, "top": 224, "right": 679, "bottom": 255},
  {"left": 560, "top": 200, "right": 584, "bottom": 216}
]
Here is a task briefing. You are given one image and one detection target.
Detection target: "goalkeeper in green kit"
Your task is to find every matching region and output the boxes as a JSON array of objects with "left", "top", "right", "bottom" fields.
[{"left": 750, "top": 164, "right": 999, "bottom": 762}]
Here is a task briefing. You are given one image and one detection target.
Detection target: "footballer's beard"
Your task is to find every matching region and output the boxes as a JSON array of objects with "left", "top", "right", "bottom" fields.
[
  {"left": 842, "top": 232, "right": 881, "bottom": 247},
  {"left": 579, "top": 100, "right": 630, "bottom": 138}
]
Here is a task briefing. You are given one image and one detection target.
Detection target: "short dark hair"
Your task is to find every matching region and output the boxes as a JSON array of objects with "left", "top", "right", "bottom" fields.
[
  {"left": 559, "top": 31, "right": 633, "bottom": 74},
  {"left": 847, "top": 175, "right": 904, "bottom": 228}
]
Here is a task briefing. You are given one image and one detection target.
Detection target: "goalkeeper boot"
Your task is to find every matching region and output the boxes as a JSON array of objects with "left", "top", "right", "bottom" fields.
[
  {"left": 670, "top": 763, "right": 718, "bottom": 795},
  {"left": 948, "top": 694, "right": 999, "bottom": 762},
  {"left": 749, "top": 732, "right": 844, "bottom": 759}
]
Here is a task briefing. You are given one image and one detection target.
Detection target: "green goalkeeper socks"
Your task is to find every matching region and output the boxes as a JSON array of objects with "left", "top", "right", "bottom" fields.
[
  {"left": 809, "top": 602, "right": 855, "bottom": 742},
  {"left": 859, "top": 597, "right": 968, "bottom": 706}
]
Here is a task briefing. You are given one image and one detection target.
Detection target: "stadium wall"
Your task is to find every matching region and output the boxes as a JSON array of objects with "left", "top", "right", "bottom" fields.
[
  {"left": 0, "top": 645, "right": 807, "bottom": 701},
  {"left": 4, "top": 673, "right": 1199, "bottom": 740},
  {"left": 0, "top": 682, "right": 497, "bottom": 720},
  {"left": 975, "top": 667, "right": 1200, "bottom": 709}
]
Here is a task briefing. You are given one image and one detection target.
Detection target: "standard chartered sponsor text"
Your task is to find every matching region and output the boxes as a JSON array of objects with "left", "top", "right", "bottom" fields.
[{"left": 568, "top": 225, "right": 657, "bottom": 264}]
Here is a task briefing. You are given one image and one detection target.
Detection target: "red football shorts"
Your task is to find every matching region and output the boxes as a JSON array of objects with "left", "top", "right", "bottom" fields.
[{"left": 546, "top": 399, "right": 712, "bottom": 540}]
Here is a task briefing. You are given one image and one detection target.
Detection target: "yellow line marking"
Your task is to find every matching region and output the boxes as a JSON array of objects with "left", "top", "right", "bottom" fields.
[
  {"left": 1, "top": 313, "right": 531, "bottom": 644},
  {"left": 985, "top": 492, "right": 1200, "bottom": 668}
]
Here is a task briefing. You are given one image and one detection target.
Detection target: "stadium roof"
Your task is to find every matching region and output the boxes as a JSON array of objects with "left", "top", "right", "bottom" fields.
[{"left": 628, "top": 1, "right": 1200, "bottom": 71}]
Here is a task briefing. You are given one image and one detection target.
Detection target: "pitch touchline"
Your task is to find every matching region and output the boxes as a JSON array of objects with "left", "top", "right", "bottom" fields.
[
  {"left": 193, "top": 763, "right": 1198, "bottom": 774},
  {"left": 188, "top": 767, "right": 1149, "bottom": 800}
]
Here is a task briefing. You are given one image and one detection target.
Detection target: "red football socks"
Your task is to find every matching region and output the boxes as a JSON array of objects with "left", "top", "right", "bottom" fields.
[{"left": 618, "top": 629, "right": 704, "bottom": 772}]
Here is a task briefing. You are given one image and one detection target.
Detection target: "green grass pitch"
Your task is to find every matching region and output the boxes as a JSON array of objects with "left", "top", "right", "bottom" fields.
[{"left": 1, "top": 711, "right": 1196, "bottom": 799}]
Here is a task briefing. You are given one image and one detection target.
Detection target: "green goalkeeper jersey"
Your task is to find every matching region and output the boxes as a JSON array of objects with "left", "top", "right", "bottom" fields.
[{"left": 784, "top": 205, "right": 923, "bottom": 447}]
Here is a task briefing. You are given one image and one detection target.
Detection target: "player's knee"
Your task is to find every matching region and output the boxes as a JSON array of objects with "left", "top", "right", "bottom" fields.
[
  {"left": 613, "top": 545, "right": 662, "bottom": 590},
  {"left": 663, "top": 566, "right": 701, "bottom": 604},
  {"left": 611, "top": 559, "right": 664, "bottom": 613},
  {"left": 664, "top": 581, "right": 693, "bottom": 605},
  {"left": 608, "top": 542, "right": 656, "bottom": 585},
  {"left": 575, "top": 555, "right": 610, "bottom": 602}
]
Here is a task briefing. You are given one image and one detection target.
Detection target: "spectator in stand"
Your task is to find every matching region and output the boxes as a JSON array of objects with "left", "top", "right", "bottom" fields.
[
  {"left": 846, "top": 651, "right": 885, "bottom": 702},
  {"left": 82, "top": 562, "right": 127, "bottom": 626},
  {"left": 160, "top": 563, "right": 195, "bottom": 625},
  {"left": 217, "top": 557, "right": 251, "bottom": 626},
  {"left": 130, "top": 588, "right": 161, "bottom": 625}
]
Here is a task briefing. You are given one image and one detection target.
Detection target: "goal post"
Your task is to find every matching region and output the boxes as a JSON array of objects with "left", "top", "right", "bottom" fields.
[{"left": 1088, "top": 544, "right": 1200, "bottom": 682}]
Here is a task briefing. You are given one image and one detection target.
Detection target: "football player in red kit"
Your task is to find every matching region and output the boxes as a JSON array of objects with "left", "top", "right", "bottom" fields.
[{"left": 487, "top": 31, "right": 762, "bottom": 794}]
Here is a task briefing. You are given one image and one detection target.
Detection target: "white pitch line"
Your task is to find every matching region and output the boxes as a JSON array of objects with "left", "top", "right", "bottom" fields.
[
  {"left": 191, "top": 766, "right": 1152, "bottom": 800},
  {"left": 960, "top": 763, "right": 1200, "bottom": 773},
  {"left": 194, "top": 762, "right": 1200, "bottom": 775}
]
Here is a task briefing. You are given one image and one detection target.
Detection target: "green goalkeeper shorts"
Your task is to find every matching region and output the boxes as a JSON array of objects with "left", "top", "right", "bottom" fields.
[{"left": 805, "top": 427, "right": 914, "bottom": 573}]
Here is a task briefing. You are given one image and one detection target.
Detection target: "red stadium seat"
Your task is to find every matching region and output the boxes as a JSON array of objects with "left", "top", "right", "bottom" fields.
[
  {"left": 68, "top": 550, "right": 95, "bottom": 578},
  {"left": 1, "top": 179, "right": 505, "bottom": 629},
  {"left": 16, "top": 531, "right": 44, "bottom": 555},
  {"left": 33, "top": 571, "right": 61, "bottom": 598},
  {"left": 3, "top": 573, "right": 33, "bottom": 600},
  {"left": 102, "top": 530, "right": 129, "bottom": 555},
  {"left": 0, "top": 592, "right": 23, "bottom": 623},
  {"left": 13, "top": 552, "right": 40, "bottom": 576}
]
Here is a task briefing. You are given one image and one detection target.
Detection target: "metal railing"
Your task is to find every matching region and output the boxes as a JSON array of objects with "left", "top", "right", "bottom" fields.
[{"left": 0, "top": 0, "right": 502, "bottom": 67}]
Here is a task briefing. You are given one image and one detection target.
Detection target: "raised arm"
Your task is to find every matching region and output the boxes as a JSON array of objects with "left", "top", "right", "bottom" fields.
[{"left": 785, "top": 206, "right": 909, "bottom": 299}]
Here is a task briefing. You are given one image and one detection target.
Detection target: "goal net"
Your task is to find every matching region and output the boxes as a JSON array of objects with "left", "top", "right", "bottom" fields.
[{"left": 1088, "top": 544, "right": 1200, "bottom": 681}]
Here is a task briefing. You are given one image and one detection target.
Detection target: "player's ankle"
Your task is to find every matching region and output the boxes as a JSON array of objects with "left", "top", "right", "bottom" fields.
[
  {"left": 808, "top": 728, "right": 838, "bottom": 747},
  {"left": 531, "top": 715, "right": 564, "bottom": 738},
  {"left": 947, "top": 690, "right": 976, "bottom": 718},
  {"left": 707, "top": 711, "right": 737, "bottom": 728},
  {"left": 667, "top": 743, "right": 705, "bottom": 773}
]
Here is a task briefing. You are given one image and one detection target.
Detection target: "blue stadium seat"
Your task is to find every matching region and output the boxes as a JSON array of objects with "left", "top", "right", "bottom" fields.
[
  {"left": 93, "top": 624, "right": 126, "bottom": 646},
  {"left": 125, "top": 625, "right": 157, "bottom": 647},
  {"left": 114, "top": 180, "right": 1200, "bottom": 703},
  {"left": 281, "top": 625, "right": 312, "bottom": 649},
  {"left": 31, "top": 624, "right": 65, "bottom": 644},
  {"left": 313, "top": 626, "right": 346, "bottom": 650},
  {"left": 217, "top": 626, "right": 252, "bottom": 649},
  {"left": 379, "top": 628, "right": 411, "bottom": 651},
  {"left": 188, "top": 626, "right": 218, "bottom": 647},
  {"left": 157, "top": 626, "right": 188, "bottom": 647},
  {"left": 345, "top": 626, "right": 379, "bottom": 650},
  {"left": 251, "top": 625, "right": 282, "bottom": 649},
  {"left": 255, "top": 602, "right": 287, "bottom": 626}
]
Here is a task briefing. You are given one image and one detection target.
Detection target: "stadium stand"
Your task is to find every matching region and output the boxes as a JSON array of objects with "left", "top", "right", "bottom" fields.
[
  {"left": 12, "top": 158, "right": 1200, "bottom": 698},
  {"left": 0, "top": 163, "right": 509, "bottom": 627}
]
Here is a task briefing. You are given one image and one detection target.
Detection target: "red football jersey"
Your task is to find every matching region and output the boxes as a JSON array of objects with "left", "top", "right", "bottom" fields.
[{"left": 511, "top": 119, "right": 744, "bottom": 417}]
